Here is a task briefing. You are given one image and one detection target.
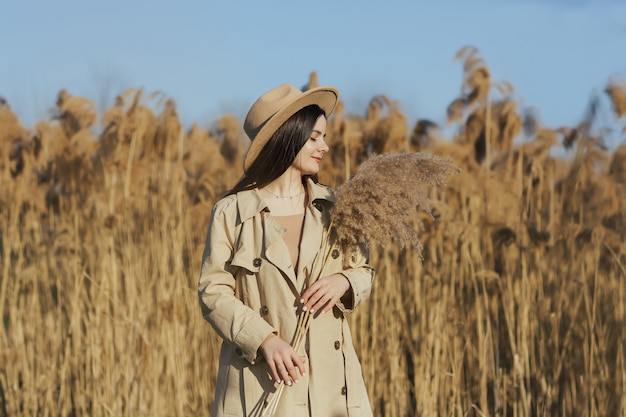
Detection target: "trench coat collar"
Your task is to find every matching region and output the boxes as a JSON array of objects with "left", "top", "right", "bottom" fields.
[
  {"left": 235, "top": 177, "right": 335, "bottom": 222},
  {"left": 235, "top": 178, "right": 336, "bottom": 291}
]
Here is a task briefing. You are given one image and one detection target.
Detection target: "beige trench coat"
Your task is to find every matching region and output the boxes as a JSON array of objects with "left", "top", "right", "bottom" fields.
[{"left": 198, "top": 178, "right": 375, "bottom": 417}]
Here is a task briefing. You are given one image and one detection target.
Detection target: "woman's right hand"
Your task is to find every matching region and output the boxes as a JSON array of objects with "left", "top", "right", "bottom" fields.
[{"left": 259, "top": 334, "right": 306, "bottom": 386}]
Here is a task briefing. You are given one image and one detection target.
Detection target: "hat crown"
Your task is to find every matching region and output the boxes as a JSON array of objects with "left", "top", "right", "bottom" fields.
[
  {"left": 244, "top": 84, "right": 301, "bottom": 142},
  {"left": 241, "top": 82, "right": 338, "bottom": 172}
]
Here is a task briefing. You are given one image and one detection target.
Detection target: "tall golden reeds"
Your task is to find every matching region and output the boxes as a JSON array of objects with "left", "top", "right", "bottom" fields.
[{"left": 2, "top": 65, "right": 626, "bottom": 417}]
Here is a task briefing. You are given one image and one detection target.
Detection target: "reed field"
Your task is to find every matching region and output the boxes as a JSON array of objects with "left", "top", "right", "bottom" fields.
[{"left": 1, "top": 48, "right": 625, "bottom": 416}]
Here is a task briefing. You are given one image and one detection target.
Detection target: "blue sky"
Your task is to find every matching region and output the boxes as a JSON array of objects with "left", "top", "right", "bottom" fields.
[{"left": 2, "top": 0, "right": 625, "bottom": 146}]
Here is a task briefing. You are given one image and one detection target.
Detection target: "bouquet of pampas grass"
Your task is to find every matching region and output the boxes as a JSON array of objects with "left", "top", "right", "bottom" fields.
[
  {"left": 331, "top": 151, "right": 460, "bottom": 254},
  {"left": 263, "top": 152, "right": 460, "bottom": 416}
]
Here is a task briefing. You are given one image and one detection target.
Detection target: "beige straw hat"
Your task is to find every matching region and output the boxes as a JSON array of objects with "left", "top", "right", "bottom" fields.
[{"left": 243, "top": 83, "right": 339, "bottom": 172}]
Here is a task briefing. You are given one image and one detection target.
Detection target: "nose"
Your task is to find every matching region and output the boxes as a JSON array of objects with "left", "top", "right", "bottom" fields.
[{"left": 320, "top": 137, "right": 329, "bottom": 153}]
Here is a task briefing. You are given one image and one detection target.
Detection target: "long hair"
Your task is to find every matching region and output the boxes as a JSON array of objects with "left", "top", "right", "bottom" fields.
[{"left": 227, "top": 104, "right": 326, "bottom": 195}]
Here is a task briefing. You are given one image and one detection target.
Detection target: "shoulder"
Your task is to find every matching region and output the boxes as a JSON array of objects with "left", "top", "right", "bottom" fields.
[
  {"left": 315, "top": 181, "right": 336, "bottom": 194},
  {"left": 308, "top": 180, "right": 336, "bottom": 203},
  {"left": 203, "top": 195, "right": 241, "bottom": 245},
  {"left": 210, "top": 194, "right": 239, "bottom": 225},
  {"left": 212, "top": 194, "right": 238, "bottom": 214},
  {"left": 308, "top": 181, "right": 336, "bottom": 217},
  {"left": 212, "top": 188, "right": 267, "bottom": 225}
]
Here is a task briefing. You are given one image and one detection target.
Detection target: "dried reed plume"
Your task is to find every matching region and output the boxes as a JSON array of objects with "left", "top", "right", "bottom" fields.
[
  {"left": 331, "top": 152, "right": 460, "bottom": 252},
  {"left": 605, "top": 77, "right": 626, "bottom": 118}
]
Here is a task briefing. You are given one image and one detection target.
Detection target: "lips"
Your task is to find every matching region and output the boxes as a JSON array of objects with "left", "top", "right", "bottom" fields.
[{"left": 312, "top": 156, "right": 322, "bottom": 163}]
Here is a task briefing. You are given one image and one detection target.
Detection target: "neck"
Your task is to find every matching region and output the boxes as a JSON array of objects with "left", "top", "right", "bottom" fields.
[{"left": 261, "top": 172, "right": 305, "bottom": 199}]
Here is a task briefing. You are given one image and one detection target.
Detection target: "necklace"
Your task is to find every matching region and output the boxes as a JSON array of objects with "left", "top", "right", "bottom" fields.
[{"left": 262, "top": 188, "right": 305, "bottom": 199}]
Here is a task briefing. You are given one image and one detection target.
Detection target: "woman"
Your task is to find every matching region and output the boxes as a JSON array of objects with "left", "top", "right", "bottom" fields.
[{"left": 198, "top": 83, "right": 374, "bottom": 417}]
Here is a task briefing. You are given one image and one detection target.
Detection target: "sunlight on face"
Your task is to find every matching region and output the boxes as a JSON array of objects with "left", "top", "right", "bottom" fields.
[{"left": 292, "top": 115, "right": 329, "bottom": 175}]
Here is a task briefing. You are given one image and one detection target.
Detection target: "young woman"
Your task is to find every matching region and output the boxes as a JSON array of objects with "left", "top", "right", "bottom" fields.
[{"left": 198, "top": 83, "right": 374, "bottom": 417}]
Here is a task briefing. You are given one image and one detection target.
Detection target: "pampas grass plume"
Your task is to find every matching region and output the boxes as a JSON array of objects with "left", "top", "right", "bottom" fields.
[{"left": 331, "top": 152, "right": 460, "bottom": 252}]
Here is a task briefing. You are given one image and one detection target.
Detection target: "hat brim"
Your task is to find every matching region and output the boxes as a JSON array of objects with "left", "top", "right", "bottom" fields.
[{"left": 243, "top": 86, "right": 339, "bottom": 172}]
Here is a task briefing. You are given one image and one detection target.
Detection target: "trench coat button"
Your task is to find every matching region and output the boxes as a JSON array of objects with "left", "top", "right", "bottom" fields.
[
  {"left": 261, "top": 306, "right": 269, "bottom": 315},
  {"left": 341, "top": 386, "right": 347, "bottom": 396},
  {"left": 253, "top": 258, "right": 262, "bottom": 267},
  {"left": 334, "top": 340, "right": 341, "bottom": 350},
  {"left": 235, "top": 348, "right": 243, "bottom": 357},
  {"left": 331, "top": 249, "right": 340, "bottom": 259}
]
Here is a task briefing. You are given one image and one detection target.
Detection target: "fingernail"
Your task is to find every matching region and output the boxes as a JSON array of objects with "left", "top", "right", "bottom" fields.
[
  {"left": 288, "top": 381, "right": 292, "bottom": 386},
  {"left": 302, "top": 306, "right": 307, "bottom": 311},
  {"left": 299, "top": 298, "right": 304, "bottom": 303},
  {"left": 310, "top": 308, "right": 315, "bottom": 313}
]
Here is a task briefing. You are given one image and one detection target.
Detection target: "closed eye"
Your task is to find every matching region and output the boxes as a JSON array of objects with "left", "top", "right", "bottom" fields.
[{"left": 310, "top": 129, "right": 325, "bottom": 141}]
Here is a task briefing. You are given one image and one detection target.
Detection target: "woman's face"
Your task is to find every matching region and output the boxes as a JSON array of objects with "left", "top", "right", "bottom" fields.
[{"left": 292, "top": 115, "right": 329, "bottom": 175}]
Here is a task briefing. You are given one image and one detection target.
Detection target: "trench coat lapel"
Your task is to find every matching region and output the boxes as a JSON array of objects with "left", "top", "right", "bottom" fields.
[
  {"left": 263, "top": 216, "right": 299, "bottom": 289},
  {"left": 297, "top": 202, "right": 324, "bottom": 284},
  {"left": 236, "top": 189, "right": 299, "bottom": 291},
  {"left": 236, "top": 181, "right": 335, "bottom": 294},
  {"left": 298, "top": 179, "right": 335, "bottom": 285}
]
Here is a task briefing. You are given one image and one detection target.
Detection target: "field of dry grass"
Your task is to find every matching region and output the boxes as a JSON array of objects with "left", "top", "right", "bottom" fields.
[{"left": 1, "top": 50, "right": 625, "bottom": 416}]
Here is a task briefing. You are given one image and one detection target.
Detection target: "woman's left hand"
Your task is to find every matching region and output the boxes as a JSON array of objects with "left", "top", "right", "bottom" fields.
[{"left": 300, "top": 273, "right": 350, "bottom": 314}]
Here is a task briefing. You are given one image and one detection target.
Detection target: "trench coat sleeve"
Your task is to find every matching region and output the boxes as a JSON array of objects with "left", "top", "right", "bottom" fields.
[
  {"left": 337, "top": 244, "right": 375, "bottom": 312},
  {"left": 198, "top": 200, "right": 276, "bottom": 364}
]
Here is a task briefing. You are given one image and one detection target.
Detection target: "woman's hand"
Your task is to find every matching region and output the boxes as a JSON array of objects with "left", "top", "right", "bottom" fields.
[
  {"left": 300, "top": 273, "right": 351, "bottom": 314},
  {"left": 259, "top": 334, "right": 306, "bottom": 385}
]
